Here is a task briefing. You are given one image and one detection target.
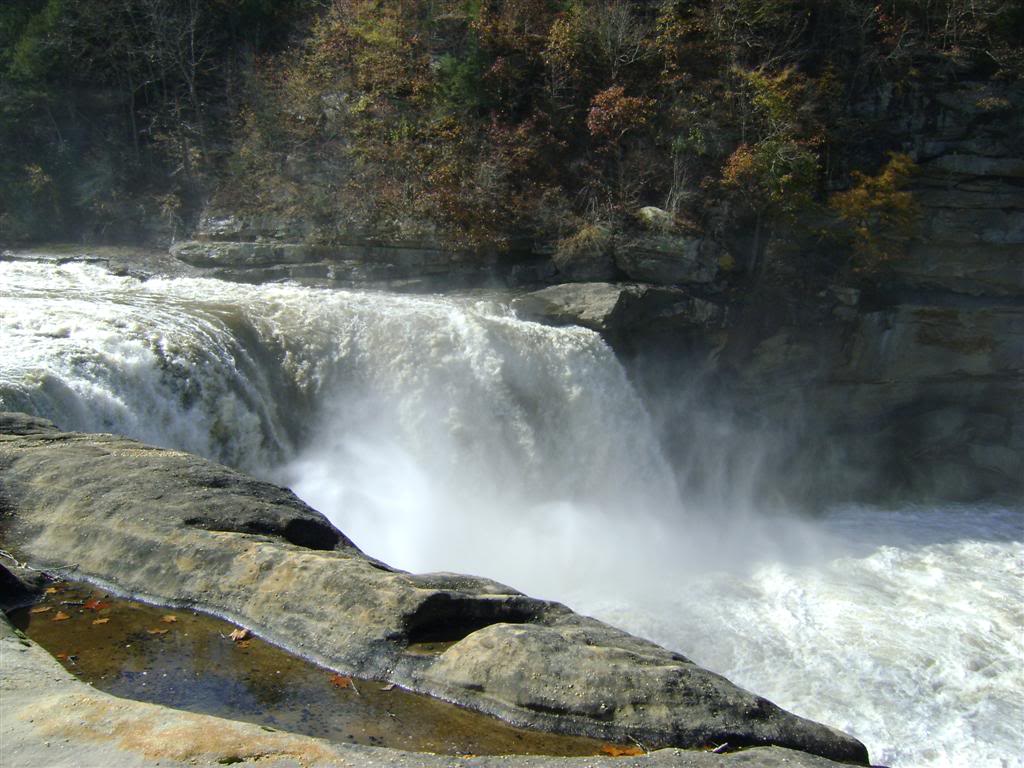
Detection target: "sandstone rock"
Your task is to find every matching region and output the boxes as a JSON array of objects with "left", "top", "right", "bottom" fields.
[
  {"left": 0, "top": 415, "right": 869, "bottom": 765},
  {"left": 791, "top": 302, "right": 1024, "bottom": 500},
  {"left": 637, "top": 206, "right": 676, "bottom": 230},
  {"left": 0, "top": 562, "right": 46, "bottom": 610},
  {"left": 551, "top": 225, "right": 620, "bottom": 282},
  {"left": 0, "top": 411, "right": 61, "bottom": 436},
  {"left": 893, "top": 243, "right": 1023, "bottom": 297},
  {"left": 195, "top": 212, "right": 312, "bottom": 242},
  {"left": 513, "top": 282, "right": 635, "bottom": 332},
  {"left": 0, "top": 618, "right": 856, "bottom": 768},
  {"left": 922, "top": 154, "right": 1024, "bottom": 178},
  {"left": 170, "top": 241, "right": 319, "bottom": 268},
  {"left": 844, "top": 305, "right": 1022, "bottom": 382},
  {"left": 615, "top": 235, "right": 721, "bottom": 285},
  {"left": 919, "top": 207, "right": 1024, "bottom": 246},
  {"left": 196, "top": 214, "right": 254, "bottom": 241},
  {"left": 1, "top": 246, "right": 201, "bottom": 281},
  {"left": 512, "top": 283, "right": 725, "bottom": 338}
]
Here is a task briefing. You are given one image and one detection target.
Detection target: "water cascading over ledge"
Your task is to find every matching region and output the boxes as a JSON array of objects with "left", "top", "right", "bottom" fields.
[
  {"left": 0, "top": 258, "right": 684, "bottom": 592},
  {"left": 2, "top": 257, "right": 1021, "bottom": 768}
]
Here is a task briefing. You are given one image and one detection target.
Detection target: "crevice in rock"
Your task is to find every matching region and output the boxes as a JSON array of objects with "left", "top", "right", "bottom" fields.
[
  {"left": 182, "top": 515, "right": 343, "bottom": 551},
  {"left": 403, "top": 593, "right": 537, "bottom": 646}
]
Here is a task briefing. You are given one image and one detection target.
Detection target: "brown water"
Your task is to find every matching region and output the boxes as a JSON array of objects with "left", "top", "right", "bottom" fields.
[{"left": 9, "top": 581, "right": 627, "bottom": 757}]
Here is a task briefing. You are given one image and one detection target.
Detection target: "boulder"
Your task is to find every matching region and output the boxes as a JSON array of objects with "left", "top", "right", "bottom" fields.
[
  {"left": 615, "top": 235, "right": 722, "bottom": 285},
  {"left": 637, "top": 206, "right": 676, "bottom": 230},
  {"left": 0, "top": 415, "right": 869, "bottom": 765},
  {"left": 513, "top": 283, "right": 725, "bottom": 337},
  {"left": 513, "top": 282, "right": 635, "bottom": 332}
]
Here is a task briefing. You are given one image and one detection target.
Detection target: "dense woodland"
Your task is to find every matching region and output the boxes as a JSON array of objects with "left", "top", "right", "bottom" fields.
[{"left": 2, "top": 0, "right": 1021, "bottom": 280}]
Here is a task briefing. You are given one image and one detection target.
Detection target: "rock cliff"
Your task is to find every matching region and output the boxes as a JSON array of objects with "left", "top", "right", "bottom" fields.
[{"left": 143, "top": 71, "right": 1022, "bottom": 505}]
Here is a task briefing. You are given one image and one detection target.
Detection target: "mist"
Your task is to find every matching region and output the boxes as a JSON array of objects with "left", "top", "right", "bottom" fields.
[{"left": 2, "top": 259, "right": 1021, "bottom": 768}]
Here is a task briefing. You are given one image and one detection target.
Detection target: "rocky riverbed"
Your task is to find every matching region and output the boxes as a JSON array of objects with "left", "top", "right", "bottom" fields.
[{"left": 0, "top": 412, "right": 870, "bottom": 767}]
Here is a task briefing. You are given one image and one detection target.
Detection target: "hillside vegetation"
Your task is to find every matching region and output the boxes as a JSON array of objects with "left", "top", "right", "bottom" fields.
[{"left": 2, "top": 0, "right": 1020, "bottom": 277}]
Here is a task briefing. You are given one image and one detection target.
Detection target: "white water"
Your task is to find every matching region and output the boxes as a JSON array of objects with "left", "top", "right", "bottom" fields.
[{"left": 2, "top": 259, "right": 1022, "bottom": 767}]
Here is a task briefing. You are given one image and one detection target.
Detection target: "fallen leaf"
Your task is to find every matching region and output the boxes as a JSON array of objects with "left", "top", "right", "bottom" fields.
[
  {"left": 228, "top": 628, "right": 251, "bottom": 642},
  {"left": 380, "top": 682, "right": 396, "bottom": 691},
  {"left": 147, "top": 628, "right": 169, "bottom": 635},
  {"left": 83, "top": 599, "right": 110, "bottom": 611},
  {"left": 329, "top": 673, "right": 352, "bottom": 689},
  {"left": 29, "top": 606, "right": 52, "bottom": 614},
  {"left": 91, "top": 617, "right": 111, "bottom": 625},
  {"left": 52, "top": 611, "right": 70, "bottom": 622},
  {"left": 55, "top": 652, "right": 68, "bottom": 660},
  {"left": 160, "top": 615, "right": 177, "bottom": 623},
  {"left": 44, "top": 587, "right": 59, "bottom": 595},
  {"left": 600, "top": 744, "right": 644, "bottom": 757}
]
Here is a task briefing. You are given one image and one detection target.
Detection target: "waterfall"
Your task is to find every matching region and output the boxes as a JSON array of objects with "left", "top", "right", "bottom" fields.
[
  {"left": 0, "top": 259, "right": 683, "bottom": 593},
  {"left": 2, "top": 258, "right": 1021, "bottom": 768}
]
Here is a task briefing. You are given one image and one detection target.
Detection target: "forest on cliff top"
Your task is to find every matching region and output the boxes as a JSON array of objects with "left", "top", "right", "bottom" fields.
[{"left": 1, "top": 0, "right": 1021, "bottom": 279}]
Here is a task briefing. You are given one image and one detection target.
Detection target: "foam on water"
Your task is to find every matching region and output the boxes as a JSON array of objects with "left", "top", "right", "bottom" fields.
[
  {"left": 574, "top": 506, "right": 1024, "bottom": 768},
  {"left": 2, "top": 259, "right": 1021, "bottom": 767}
]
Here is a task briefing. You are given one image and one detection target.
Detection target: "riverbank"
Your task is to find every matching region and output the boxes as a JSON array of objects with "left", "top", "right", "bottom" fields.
[{"left": 1, "top": 412, "right": 868, "bottom": 767}]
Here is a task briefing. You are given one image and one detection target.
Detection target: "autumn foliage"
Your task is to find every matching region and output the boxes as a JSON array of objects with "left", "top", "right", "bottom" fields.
[
  {"left": 3, "top": 0, "right": 1013, "bottom": 272},
  {"left": 830, "top": 152, "right": 921, "bottom": 274}
]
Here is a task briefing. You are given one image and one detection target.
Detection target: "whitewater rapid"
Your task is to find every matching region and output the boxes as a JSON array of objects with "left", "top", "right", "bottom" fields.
[{"left": 2, "top": 259, "right": 1021, "bottom": 768}]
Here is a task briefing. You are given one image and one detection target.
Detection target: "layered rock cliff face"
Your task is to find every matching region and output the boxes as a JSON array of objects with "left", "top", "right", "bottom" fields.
[
  {"left": 706, "top": 74, "right": 1024, "bottom": 503},
  {"left": 170, "top": 74, "right": 1021, "bottom": 505}
]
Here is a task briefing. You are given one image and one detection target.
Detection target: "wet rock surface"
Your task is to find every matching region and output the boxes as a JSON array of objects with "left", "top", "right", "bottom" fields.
[
  {"left": 614, "top": 234, "right": 722, "bottom": 286},
  {"left": 512, "top": 283, "right": 726, "bottom": 340},
  {"left": 0, "top": 414, "right": 869, "bottom": 765},
  {"left": 0, "top": 612, "right": 854, "bottom": 768},
  {"left": 1, "top": 244, "right": 202, "bottom": 281},
  {"left": 9, "top": 578, "right": 620, "bottom": 757}
]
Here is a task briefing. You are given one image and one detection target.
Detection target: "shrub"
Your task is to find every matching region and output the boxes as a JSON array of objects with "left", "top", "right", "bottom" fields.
[{"left": 829, "top": 152, "right": 920, "bottom": 274}]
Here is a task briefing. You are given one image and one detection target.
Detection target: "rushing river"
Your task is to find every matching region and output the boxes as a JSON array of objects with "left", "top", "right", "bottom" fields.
[{"left": 2, "top": 258, "right": 1021, "bottom": 767}]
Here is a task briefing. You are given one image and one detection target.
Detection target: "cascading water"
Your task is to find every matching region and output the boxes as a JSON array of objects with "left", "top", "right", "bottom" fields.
[{"left": 2, "top": 258, "right": 1021, "bottom": 768}]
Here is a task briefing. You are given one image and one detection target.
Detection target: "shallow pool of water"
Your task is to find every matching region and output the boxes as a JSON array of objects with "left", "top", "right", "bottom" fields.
[{"left": 9, "top": 580, "right": 618, "bottom": 757}]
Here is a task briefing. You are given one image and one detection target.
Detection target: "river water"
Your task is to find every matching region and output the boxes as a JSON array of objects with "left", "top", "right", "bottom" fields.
[{"left": 2, "top": 259, "right": 1021, "bottom": 767}]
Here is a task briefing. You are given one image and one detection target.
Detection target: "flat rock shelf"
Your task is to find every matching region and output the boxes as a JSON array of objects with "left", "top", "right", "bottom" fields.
[
  {"left": 9, "top": 580, "right": 616, "bottom": 757},
  {"left": 0, "top": 413, "right": 870, "bottom": 767}
]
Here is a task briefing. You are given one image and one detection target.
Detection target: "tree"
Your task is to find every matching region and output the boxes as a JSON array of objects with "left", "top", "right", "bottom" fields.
[
  {"left": 719, "top": 65, "right": 822, "bottom": 274},
  {"left": 829, "top": 152, "right": 920, "bottom": 275}
]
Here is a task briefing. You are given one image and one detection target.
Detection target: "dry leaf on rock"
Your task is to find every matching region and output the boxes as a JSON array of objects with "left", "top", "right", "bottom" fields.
[
  {"left": 44, "top": 587, "right": 59, "bottom": 595},
  {"left": 52, "top": 611, "right": 70, "bottom": 621},
  {"left": 160, "top": 615, "right": 177, "bottom": 623},
  {"left": 83, "top": 599, "right": 109, "bottom": 611},
  {"left": 29, "top": 606, "right": 52, "bottom": 614},
  {"left": 228, "top": 628, "right": 251, "bottom": 642},
  {"left": 600, "top": 744, "right": 644, "bottom": 757},
  {"left": 147, "top": 628, "right": 169, "bottom": 635},
  {"left": 91, "top": 618, "right": 111, "bottom": 625},
  {"left": 329, "top": 673, "right": 352, "bottom": 689}
]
